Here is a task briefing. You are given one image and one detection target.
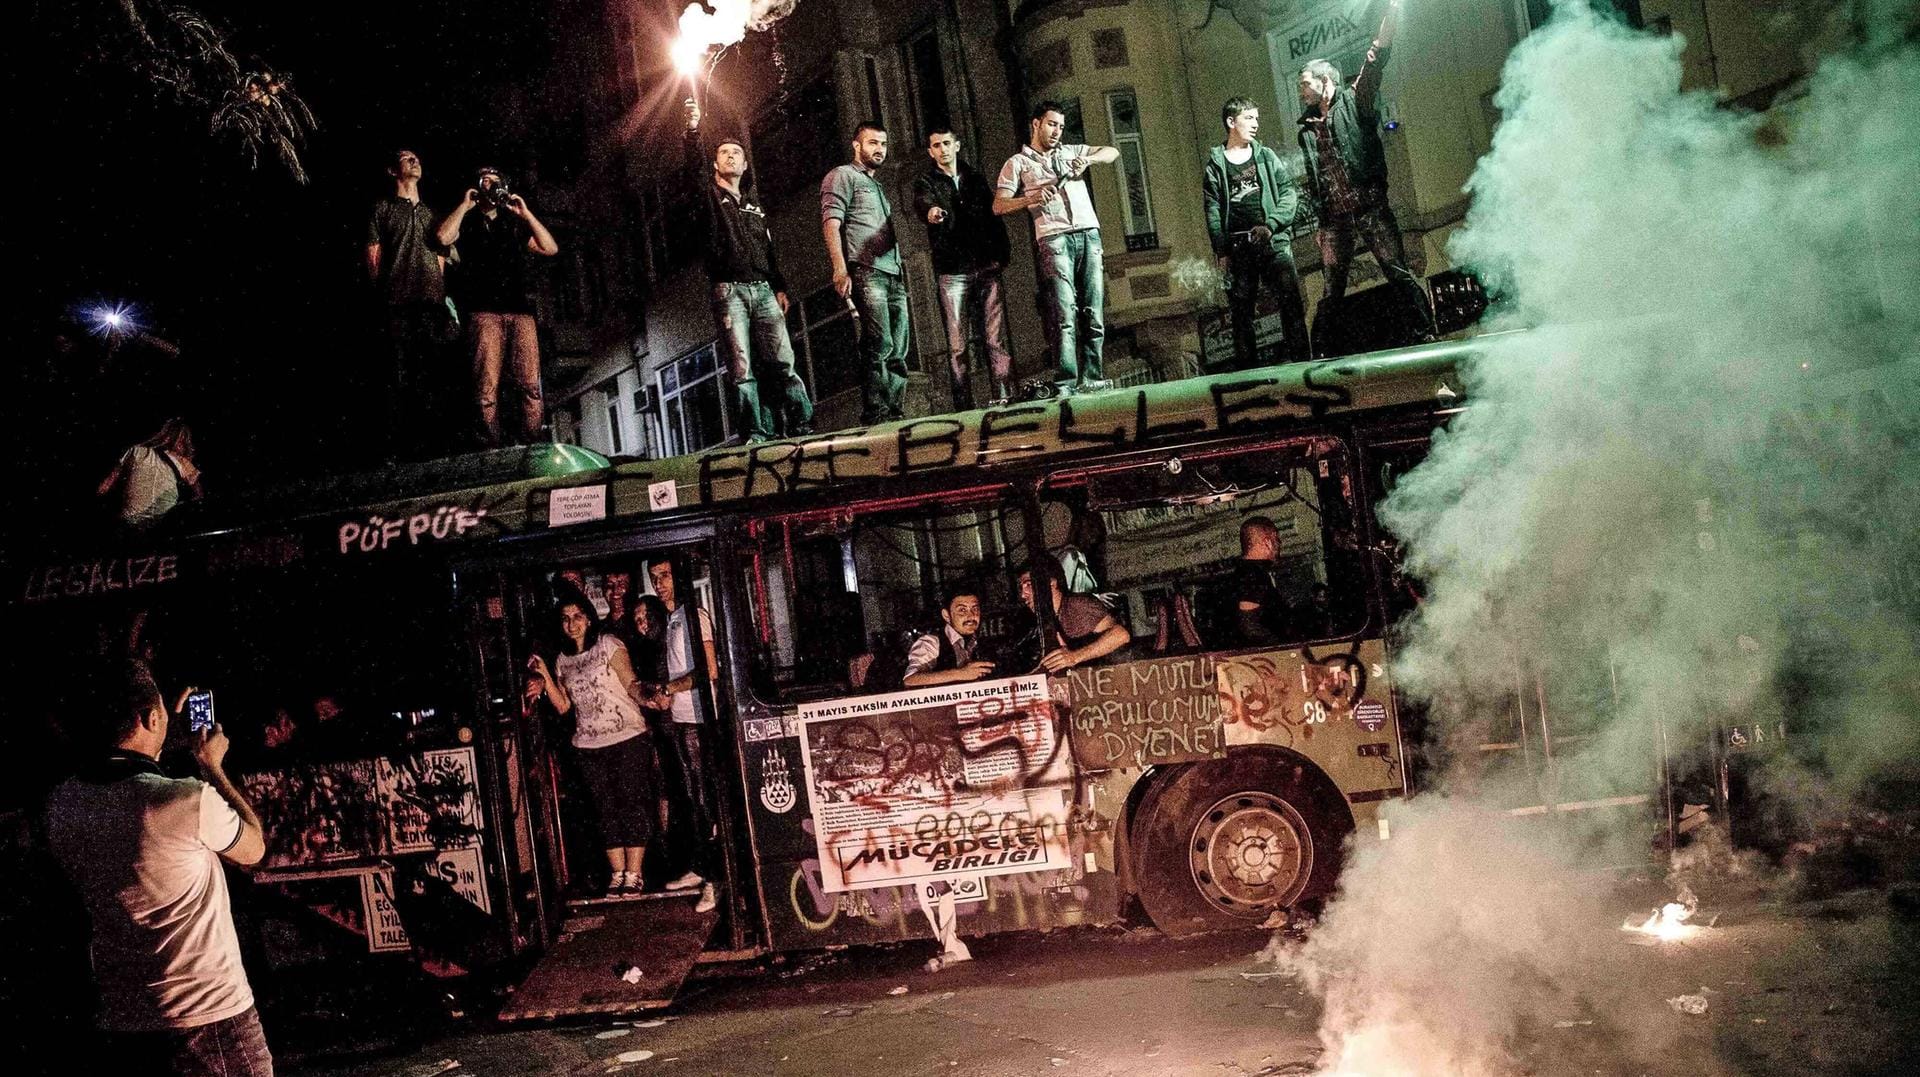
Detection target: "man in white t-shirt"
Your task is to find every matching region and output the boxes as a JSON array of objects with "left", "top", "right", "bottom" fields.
[
  {"left": 994, "top": 100, "right": 1120, "bottom": 398},
  {"left": 647, "top": 558, "right": 720, "bottom": 914},
  {"left": 47, "top": 664, "right": 270, "bottom": 1075}
]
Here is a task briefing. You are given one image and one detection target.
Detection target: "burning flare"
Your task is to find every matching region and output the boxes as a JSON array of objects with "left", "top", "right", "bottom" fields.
[
  {"left": 670, "top": 0, "right": 799, "bottom": 77},
  {"left": 1625, "top": 884, "right": 1701, "bottom": 941}
]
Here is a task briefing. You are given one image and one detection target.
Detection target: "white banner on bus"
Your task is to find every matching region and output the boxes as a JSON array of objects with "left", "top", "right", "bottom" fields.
[{"left": 796, "top": 675, "right": 1074, "bottom": 893}]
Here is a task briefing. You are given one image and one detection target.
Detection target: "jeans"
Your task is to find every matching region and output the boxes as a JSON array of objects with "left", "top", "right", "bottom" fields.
[
  {"left": 935, "top": 268, "right": 1012, "bottom": 410},
  {"left": 711, "top": 281, "right": 814, "bottom": 442},
  {"left": 469, "top": 310, "right": 543, "bottom": 446},
  {"left": 666, "top": 723, "right": 716, "bottom": 876},
  {"left": 1315, "top": 203, "right": 1438, "bottom": 337},
  {"left": 1036, "top": 230, "right": 1105, "bottom": 387},
  {"left": 1226, "top": 243, "right": 1311, "bottom": 368},
  {"left": 852, "top": 266, "right": 911, "bottom": 423},
  {"left": 382, "top": 302, "right": 451, "bottom": 459},
  {"left": 106, "top": 1006, "right": 275, "bottom": 1077}
]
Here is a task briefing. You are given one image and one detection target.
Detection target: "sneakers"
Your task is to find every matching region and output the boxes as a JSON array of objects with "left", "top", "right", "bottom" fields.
[
  {"left": 694, "top": 882, "right": 718, "bottom": 914},
  {"left": 1077, "top": 378, "right": 1116, "bottom": 394},
  {"left": 664, "top": 871, "right": 703, "bottom": 892}
]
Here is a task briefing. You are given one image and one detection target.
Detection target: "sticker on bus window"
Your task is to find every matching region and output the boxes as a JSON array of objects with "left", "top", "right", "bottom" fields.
[
  {"left": 1353, "top": 699, "right": 1387, "bottom": 732},
  {"left": 744, "top": 716, "right": 796, "bottom": 742}
]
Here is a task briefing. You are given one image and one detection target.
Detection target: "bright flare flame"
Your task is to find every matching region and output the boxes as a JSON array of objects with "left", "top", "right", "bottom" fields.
[
  {"left": 671, "top": 37, "right": 708, "bottom": 78},
  {"left": 672, "top": 0, "right": 752, "bottom": 77},
  {"left": 1626, "top": 900, "right": 1698, "bottom": 942}
]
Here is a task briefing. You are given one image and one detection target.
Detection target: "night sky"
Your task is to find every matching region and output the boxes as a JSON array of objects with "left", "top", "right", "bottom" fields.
[{"left": 14, "top": 1, "right": 586, "bottom": 544}]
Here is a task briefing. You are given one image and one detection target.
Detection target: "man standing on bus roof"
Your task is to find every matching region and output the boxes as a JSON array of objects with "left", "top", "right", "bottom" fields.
[
  {"left": 994, "top": 102, "right": 1120, "bottom": 398},
  {"left": 1204, "top": 96, "right": 1310, "bottom": 368},
  {"left": 902, "top": 586, "right": 998, "bottom": 687},
  {"left": 647, "top": 558, "right": 720, "bottom": 915},
  {"left": 685, "top": 100, "right": 815, "bottom": 444},
  {"left": 913, "top": 126, "right": 1014, "bottom": 411},
  {"left": 366, "top": 147, "right": 450, "bottom": 457},
  {"left": 822, "top": 121, "right": 913, "bottom": 424},
  {"left": 1296, "top": 0, "right": 1437, "bottom": 342},
  {"left": 1227, "top": 515, "right": 1296, "bottom": 648},
  {"left": 47, "top": 663, "right": 274, "bottom": 1075}
]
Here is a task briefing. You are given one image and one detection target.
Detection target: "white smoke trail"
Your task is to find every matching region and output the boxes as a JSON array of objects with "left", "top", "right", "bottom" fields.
[
  {"left": 1281, "top": 2, "right": 1920, "bottom": 1072},
  {"left": 671, "top": 0, "right": 800, "bottom": 71}
]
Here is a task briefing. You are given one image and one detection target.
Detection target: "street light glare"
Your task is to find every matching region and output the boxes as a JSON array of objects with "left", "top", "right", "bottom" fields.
[{"left": 88, "top": 301, "right": 136, "bottom": 337}]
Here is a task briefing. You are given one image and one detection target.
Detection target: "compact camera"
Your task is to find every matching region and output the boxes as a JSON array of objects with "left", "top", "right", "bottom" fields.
[{"left": 477, "top": 181, "right": 514, "bottom": 210}]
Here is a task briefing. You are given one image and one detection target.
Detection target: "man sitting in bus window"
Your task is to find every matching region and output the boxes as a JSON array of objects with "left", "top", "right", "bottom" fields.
[
  {"left": 1228, "top": 515, "right": 1297, "bottom": 648},
  {"left": 1016, "top": 561, "right": 1131, "bottom": 673},
  {"left": 902, "top": 586, "right": 998, "bottom": 687}
]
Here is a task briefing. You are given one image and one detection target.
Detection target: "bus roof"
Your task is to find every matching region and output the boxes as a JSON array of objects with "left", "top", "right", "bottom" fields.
[{"left": 13, "top": 340, "right": 1480, "bottom": 600}]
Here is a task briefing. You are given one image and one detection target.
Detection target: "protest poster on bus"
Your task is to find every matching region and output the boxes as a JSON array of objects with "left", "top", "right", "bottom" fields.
[{"left": 796, "top": 675, "right": 1074, "bottom": 893}]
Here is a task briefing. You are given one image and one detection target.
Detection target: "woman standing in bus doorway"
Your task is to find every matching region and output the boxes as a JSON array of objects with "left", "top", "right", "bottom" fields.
[
  {"left": 626, "top": 594, "right": 675, "bottom": 845},
  {"left": 527, "top": 593, "right": 657, "bottom": 897}
]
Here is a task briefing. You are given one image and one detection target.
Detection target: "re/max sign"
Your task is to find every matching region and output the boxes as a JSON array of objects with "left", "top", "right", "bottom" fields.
[{"left": 21, "top": 554, "right": 181, "bottom": 603}]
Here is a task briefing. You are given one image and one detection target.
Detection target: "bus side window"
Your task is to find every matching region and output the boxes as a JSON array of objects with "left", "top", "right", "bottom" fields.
[
  {"left": 743, "top": 490, "right": 1027, "bottom": 702},
  {"left": 1076, "top": 437, "right": 1368, "bottom": 654}
]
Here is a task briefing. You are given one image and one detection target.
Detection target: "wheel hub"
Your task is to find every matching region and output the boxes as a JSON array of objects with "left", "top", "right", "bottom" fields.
[{"left": 1189, "top": 793, "right": 1311, "bottom": 916}]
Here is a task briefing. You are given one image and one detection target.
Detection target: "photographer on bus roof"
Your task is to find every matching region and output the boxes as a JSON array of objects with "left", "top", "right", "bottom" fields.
[{"left": 436, "top": 166, "right": 560, "bottom": 448}]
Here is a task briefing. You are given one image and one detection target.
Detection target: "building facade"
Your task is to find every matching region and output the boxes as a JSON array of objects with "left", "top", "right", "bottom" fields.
[{"left": 544, "top": 0, "right": 1844, "bottom": 460}]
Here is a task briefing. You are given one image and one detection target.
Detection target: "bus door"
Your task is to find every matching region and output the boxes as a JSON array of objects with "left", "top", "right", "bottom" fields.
[{"left": 458, "top": 536, "right": 731, "bottom": 1020}]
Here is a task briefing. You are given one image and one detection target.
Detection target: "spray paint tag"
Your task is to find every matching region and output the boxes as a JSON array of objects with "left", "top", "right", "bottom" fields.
[{"left": 1353, "top": 699, "right": 1387, "bottom": 732}]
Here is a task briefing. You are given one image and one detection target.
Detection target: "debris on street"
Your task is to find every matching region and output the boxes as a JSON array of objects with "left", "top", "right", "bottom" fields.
[{"left": 1667, "top": 993, "right": 1711, "bottom": 1015}]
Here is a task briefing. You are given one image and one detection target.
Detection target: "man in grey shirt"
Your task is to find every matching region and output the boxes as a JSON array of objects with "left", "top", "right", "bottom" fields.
[
  {"left": 994, "top": 101, "right": 1120, "bottom": 398},
  {"left": 821, "top": 121, "right": 911, "bottom": 424},
  {"left": 365, "top": 148, "right": 448, "bottom": 459}
]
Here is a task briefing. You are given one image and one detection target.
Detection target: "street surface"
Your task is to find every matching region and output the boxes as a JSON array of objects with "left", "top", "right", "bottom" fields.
[{"left": 279, "top": 867, "right": 1918, "bottom": 1077}]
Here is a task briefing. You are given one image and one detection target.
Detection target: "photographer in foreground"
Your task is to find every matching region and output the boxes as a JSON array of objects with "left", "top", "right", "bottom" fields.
[
  {"left": 46, "top": 666, "right": 272, "bottom": 1075},
  {"left": 437, "top": 167, "right": 560, "bottom": 447}
]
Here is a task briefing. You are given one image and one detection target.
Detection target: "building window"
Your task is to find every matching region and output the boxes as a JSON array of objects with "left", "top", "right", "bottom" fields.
[
  {"left": 789, "top": 287, "right": 860, "bottom": 402},
  {"left": 864, "top": 55, "right": 885, "bottom": 128},
  {"left": 657, "top": 343, "right": 731, "bottom": 456},
  {"left": 1104, "top": 89, "right": 1157, "bottom": 251},
  {"left": 1028, "top": 39, "right": 1073, "bottom": 88},
  {"left": 601, "top": 380, "right": 626, "bottom": 455},
  {"left": 905, "top": 27, "right": 951, "bottom": 136},
  {"left": 1091, "top": 28, "right": 1130, "bottom": 70},
  {"left": 1060, "top": 96, "right": 1086, "bottom": 144},
  {"left": 752, "top": 71, "right": 841, "bottom": 203}
]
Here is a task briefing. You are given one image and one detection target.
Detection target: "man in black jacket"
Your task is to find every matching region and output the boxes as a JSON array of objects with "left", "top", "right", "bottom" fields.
[
  {"left": 1203, "top": 97, "right": 1309, "bottom": 368},
  {"left": 912, "top": 127, "right": 1014, "bottom": 410},
  {"left": 1296, "top": 0, "right": 1436, "bottom": 340},
  {"left": 685, "top": 101, "right": 814, "bottom": 443}
]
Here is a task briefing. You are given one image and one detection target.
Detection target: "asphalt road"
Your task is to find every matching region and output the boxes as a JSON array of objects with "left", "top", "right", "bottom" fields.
[{"left": 279, "top": 868, "right": 1918, "bottom": 1077}]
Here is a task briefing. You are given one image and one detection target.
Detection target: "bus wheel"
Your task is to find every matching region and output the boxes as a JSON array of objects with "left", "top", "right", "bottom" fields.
[{"left": 1131, "top": 752, "right": 1349, "bottom": 937}]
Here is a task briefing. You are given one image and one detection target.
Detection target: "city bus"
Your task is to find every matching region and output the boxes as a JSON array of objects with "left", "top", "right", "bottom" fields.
[{"left": 10, "top": 333, "right": 1654, "bottom": 1021}]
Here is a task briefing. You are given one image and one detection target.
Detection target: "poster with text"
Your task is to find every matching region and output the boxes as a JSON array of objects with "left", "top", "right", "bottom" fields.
[{"left": 797, "top": 675, "right": 1074, "bottom": 893}]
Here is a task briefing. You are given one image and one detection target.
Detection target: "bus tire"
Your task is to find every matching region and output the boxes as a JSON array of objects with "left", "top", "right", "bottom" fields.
[{"left": 1130, "top": 750, "right": 1350, "bottom": 937}]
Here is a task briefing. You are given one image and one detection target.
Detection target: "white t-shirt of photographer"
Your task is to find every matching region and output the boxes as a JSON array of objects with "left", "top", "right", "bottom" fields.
[{"left": 48, "top": 773, "right": 251, "bottom": 1031}]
